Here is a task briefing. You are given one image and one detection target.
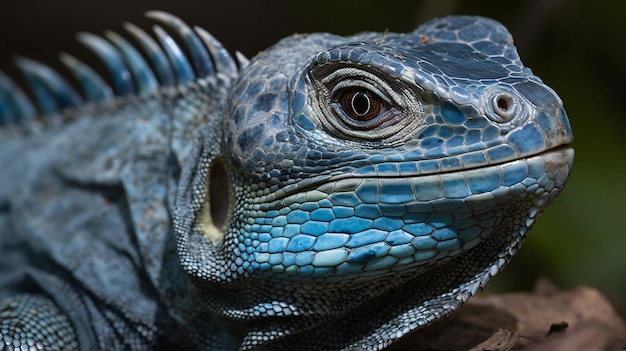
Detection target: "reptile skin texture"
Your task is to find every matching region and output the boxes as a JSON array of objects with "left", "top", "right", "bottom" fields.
[{"left": 0, "top": 12, "right": 573, "bottom": 350}]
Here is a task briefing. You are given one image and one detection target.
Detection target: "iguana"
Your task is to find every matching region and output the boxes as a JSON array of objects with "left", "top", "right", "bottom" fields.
[{"left": 0, "top": 12, "right": 574, "bottom": 350}]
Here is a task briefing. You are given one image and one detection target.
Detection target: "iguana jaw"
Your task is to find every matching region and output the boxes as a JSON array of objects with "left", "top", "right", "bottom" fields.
[{"left": 179, "top": 144, "right": 572, "bottom": 285}]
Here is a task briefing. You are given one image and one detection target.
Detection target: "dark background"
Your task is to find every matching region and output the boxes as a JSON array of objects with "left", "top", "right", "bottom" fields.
[{"left": 1, "top": 0, "right": 625, "bottom": 297}]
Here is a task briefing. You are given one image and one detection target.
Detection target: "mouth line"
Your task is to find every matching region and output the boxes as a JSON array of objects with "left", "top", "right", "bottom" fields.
[{"left": 268, "top": 144, "right": 573, "bottom": 202}]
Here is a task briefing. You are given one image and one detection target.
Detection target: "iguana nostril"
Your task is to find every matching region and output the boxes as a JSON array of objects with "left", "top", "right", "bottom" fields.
[
  {"left": 482, "top": 87, "right": 524, "bottom": 126},
  {"left": 497, "top": 95, "right": 511, "bottom": 112},
  {"left": 493, "top": 93, "right": 516, "bottom": 121}
]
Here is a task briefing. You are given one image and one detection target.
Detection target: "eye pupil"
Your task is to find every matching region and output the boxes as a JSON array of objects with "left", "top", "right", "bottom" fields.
[
  {"left": 341, "top": 90, "right": 382, "bottom": 121},
  {"left": 351, "top": 91, "right": 371, "bottom": 116}
]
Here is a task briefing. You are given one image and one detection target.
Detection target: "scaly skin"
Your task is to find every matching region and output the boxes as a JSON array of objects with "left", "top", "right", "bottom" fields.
[{"left": 0, "top": 13, "right": 573, "bottom": 350}]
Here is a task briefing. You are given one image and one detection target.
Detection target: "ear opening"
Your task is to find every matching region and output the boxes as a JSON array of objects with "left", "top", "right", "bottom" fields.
[{"left": 194, "top": 157, "right": 232, "bottom": 245}]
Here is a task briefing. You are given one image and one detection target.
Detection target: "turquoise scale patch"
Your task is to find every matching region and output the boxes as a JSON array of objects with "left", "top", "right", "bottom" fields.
[
  {"left": 347, "top": 242, "right": 390, "bottom": 262},
  {"left": 412, "top": 177, "right": 443, "bottom": 201},
  {"left": 507, "top": 124, "right": 546, "bottom": 154},
  {"left": 446, "top": 135, "right": 465, "bottom": 149},
  {"left": 404, "top": 222, "right": 434, "bottom": 237},
  {"left": 352, "top": 164, "right": 376, "bottom": 176},
  {"left": 312, "top": 248, "right": 349, "bottom": 266},
  {"left": 329, "top": 192, "right": 360, "bottom": 207},
  {"left": 300, "top": 202, "right": 320, "bottom": 211},
  {"left": 355, "top": 180, "right": 380, "bottom": 203},
  {"left": 431, "top": 198, "right": 467, "bottom": 212},
  {"left": 411, "top": 235, "right": 437, "bottom": 250},
  {"left": 295, "top": 251, "right": 314, "bottom": 266},
  {"left": 368, "top": 154, "right": 386, "bottom": 163},
  {"left": 467, "top": 169, "right": 502, "bottom": 194},
  {"left": 300, "top": 221, "right": 328, "bottom": 236},
  {"left": 527, "top": 160, "right": 546, "bottom": 178},
  {"left": 346, "top": 229, "right": 387, "bottom": 248},
  {"left": 373, "top": 217, "right": 404, "bottom": 231},
  {"left": 312, "top": 233, "right": 349, "bottom": 251},
  {"left": 460, "top": 151, "right": 488, "bottom": 168},
  {"left": 255, "top": 253, "right": 270, "bottom": 263},
  {"left": 328, "top": 217, "right": 372, "bottom": 234},
  {"left": 442, "top": 176, "right": 471, "bottom": 198},
  {"left": 398, "top": 162, "right": 418, "bottom": 175},
  {"left": 355, "top": 204, "right": 383, "bottom": 219},
  {"left": 379, "top": 203, "right": 408, "bottom": 217},
  {"left": 385, "top": 230, "right": 415, "bottom": 245},
  {"left": 318, "top": 199, "right": 333, "bottom": 208},
  {"left": 502, "top": 162, "right": 528, "bottom": 186},
  {"left": 271, "top": 216, "right": 287, "bottom": 227},
  {"left": 388, "top": 243, "right": 416, "bottom": 258},
  {"left": 282, "top": 252, "right": 297, "bottom": 266},
  {"left": 440, "top": 157, "right": 462, "bottom": 171},
  {"left": 379, "top": 181, "right": 415, "bottom": 203},
  {"left": 269, "top": 253, "right": 282, "bottom": 265},
  {"left": 265, "top": 210, "right": 279, "bottom": 217},
  {"left": 270, "top": 227, "right": 283, "bottom": 237},
  {"left": 286, "top": 234, "right": 316, "bottom": 252},
  {"left": 376, "top": 163, "right": 399, "bottom": 176},
  {"left": 426, "top": 213, "right": 453, "bottom": 228},
  {"left": 282, "top": 224, "right": 300, "bottom": 238},
  {"left": 431, "top": 227, "right": 457, "bottom": 241},
  {"left": 310, "top": 208, "right": 335, "bottom": 221},
  {"left": 491, "top": 186, "right": 510, "bottom": 198},
  {"left": 486, "top": 144, "right": 516, "bottom": 162},
  {"left": 536, "top": 172, "right": 551, "bottom": 187},
  {"left": 441, "top": 101, "right": 465, "bottom": 124},
  {"left": 296, "top": 113, "right": 315, "bottom": 130},
  {"left": 268, "top": 237, "right": 289, "bottom": 253},
  {"left": 333, "top": 206, "right": 355, "bottom": 218}
]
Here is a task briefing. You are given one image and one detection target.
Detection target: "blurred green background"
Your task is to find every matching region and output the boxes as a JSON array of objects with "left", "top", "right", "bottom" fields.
[{"left": 1, "top": 1, "right": 625, "bottom": 297}]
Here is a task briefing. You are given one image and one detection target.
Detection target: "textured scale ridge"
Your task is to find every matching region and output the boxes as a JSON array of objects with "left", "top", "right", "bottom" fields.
[{"left": 0, "top": 12, "right": 573, "bottom": 351}]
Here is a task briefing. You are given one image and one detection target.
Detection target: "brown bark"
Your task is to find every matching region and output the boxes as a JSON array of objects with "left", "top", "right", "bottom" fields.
[{"left": 390, "top": 279, "right": 626, "bottom": 351}]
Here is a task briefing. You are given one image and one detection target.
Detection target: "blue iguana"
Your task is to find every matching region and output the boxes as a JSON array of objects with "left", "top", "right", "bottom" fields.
[{"left": 0, "top": 12, "right": 574, "bottom": 350}]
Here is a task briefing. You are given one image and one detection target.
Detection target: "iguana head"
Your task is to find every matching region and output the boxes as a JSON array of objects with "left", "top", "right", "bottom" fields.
[
  {"left": 174, "top": 15, "right": 573, "bottom": 348},
  {"left": 0, "top": 11, "right": 573, "bottom": 350}
]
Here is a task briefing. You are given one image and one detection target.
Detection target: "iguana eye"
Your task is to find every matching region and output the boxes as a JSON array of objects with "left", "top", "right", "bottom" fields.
[
  {"left": 340, "top": 89, "right": 382, "bottom": 121},
  {"left": 330, "top": 87, "right": 394, "bottom": 130},
  {"left": 309, "top": 67, "right": 425, "bottom": 141}
]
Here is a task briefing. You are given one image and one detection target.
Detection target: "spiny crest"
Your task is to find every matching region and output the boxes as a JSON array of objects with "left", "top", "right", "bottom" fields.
[{"left": 0, "top": 11, "right": 248, "bottom": 128}]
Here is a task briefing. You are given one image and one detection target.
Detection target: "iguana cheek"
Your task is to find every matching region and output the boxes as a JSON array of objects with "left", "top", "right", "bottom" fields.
[{"left": 240, "top": 147, "right": 573, "bottom": 278}]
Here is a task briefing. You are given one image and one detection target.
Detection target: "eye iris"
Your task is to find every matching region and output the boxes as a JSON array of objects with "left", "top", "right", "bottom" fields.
[{"left": 343, "top": 90, "right": 381, "bottom": 121}]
